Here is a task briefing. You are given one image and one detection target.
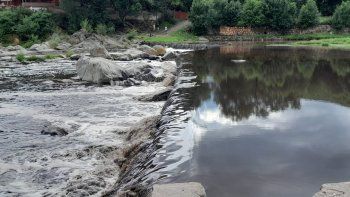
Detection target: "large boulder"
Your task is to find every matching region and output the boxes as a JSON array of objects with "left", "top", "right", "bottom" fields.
[
  {"left": 314, "top": 182, "right": 350, "bottom": 197},
  {"left": 90, "top": 45, "right": 111, "bottom": 59},
  {"left": 162, "top": 51, "right": 179, "bottom": 61},
  {"left": 153, "top": 45, "right": 167, "bottom": 56},
  {"left": 111, "top": 48, "right": 149, "bottom": 61},
  {"left": 138, "top": 45, "right": 158, "bottom": 56},
  {"left": 5, "top": 45, "right": 26, "bottom": 52},
  {"left": 29, "top": 43, "right": 52, "bottom": 52},
  {"left": 56, "top": 42, "right": 72, "bottom": 51},
  {"left": 76, "top": 57, "right": 124, "bottom": 83}
]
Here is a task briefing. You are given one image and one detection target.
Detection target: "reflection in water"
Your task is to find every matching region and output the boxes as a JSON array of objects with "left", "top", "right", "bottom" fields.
[{"left": 119, "top": 44, "right": 350, "bottom": 197}]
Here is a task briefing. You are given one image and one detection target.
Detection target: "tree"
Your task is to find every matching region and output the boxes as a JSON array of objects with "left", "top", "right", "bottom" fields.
[
  {"left": 189, "top": 0, "right": 213, "bottom": 35},
  {"left": 239, "top": 0, "right": 265, "bottom": 27},
  {"left": 262, "top": 0, "right": 297, "bottom": 32},
  {"left": 110, "top": 0, "right": 142, "bottom": 23},
  {"left": 316, "top": 0, "right": 342, "bottom": 16},
  {"left": 222, "top": 0, "right": 242, "bottom": 26},
  {"left": 332, "top": 1, "right": 350, "bottom": 30},
  {"left": 297, "top": 0, "right": 320, "bottom": 28}
]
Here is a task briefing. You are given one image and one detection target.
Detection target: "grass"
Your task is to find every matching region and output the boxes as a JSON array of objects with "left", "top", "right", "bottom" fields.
[
  {"left": 293, "top": 37, "right": 350, "bottom": 49},
  {"left": 16, "top": 53, "right": 63, "bottom": 63},
  {"left": 142, "top": 29, "right": 199, "bottom": 43}
]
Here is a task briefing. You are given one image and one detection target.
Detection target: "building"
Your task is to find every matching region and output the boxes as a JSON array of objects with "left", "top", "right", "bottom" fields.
[{"left": 0, "top": 0, "right": 61, "bottom": 12}]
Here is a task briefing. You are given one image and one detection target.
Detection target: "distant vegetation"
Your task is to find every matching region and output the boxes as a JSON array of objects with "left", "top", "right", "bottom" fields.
[{"left": 189, "top": 0, "right": 347, "bottom": 35}]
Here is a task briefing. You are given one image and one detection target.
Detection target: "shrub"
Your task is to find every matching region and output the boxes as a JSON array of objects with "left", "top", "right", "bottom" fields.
[
  {"left": 44, "top": 54, "right": 62, "bottom": 60},
  {"left": 48, "top": 33, "right": 62, "bottom": 49},
  {"left": 80, "top": 19, "right": 93, "bottom": 32},
  {"left": 95, "top": 24, "right": 108, "bottom": 35},
  {"left": 26, "top": 55, "right": 45, "bottom": 62},
  {"left": 22, "top": 35, "right": 40, "bottom": 48},
  {"left": 221, "top": 0, "right": 242, "bottom": 26},
  {"left": 126, "top": 30, "right": 138, "bottom": 40},
  {"left": 239, "top": 0, "right": 265, "bottom": 27},
  {"left": 65, "top": 50, "right": 74, "bottom": 58},
  {"left": 262, "top": 0, "right": 297, "bottom": 32},
  {"left": 297, "top": 0, "right": 320, "bottom": 28},
  {"left": 16, "top": 53, "right": 26, "bottom": 63},
  {"left": 332, "top": 1, "right": 350, "bottom": 30}
]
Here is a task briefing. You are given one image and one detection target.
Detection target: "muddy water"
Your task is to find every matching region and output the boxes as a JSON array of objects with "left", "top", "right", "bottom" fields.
[
  {"left": 0, "top": 59, "right": 166, "bottom": 196},
  {"left": 131, "top": 44, "right": 350, "bottom": 197}
]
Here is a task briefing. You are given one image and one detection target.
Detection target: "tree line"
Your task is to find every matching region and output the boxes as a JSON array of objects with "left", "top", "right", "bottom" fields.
[{"left": 189, "top": 0, "right": 349, "bottom": 35}]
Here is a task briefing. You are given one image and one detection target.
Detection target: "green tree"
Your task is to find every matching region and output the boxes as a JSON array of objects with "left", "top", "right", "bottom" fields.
[
  {"left": 316, "top": 0, "right": 342, "bottom": 16},
  {"left": 332, "top": 1, "right": 350, "bottom": 30},
  {"left": 297, "top": 0, "right": 320, "bottom": 28},
  {"left": 189, "top": 0, "right": 213, "bottom": 35},
  {"left": 222, "top": 0, "right": 242, "bottom": 26},
  {"left": 239, "top": 0, "right": 265, "bottom": 27},
  {"left": 262, "top": 0, "right": 297, "bottom": 32}
]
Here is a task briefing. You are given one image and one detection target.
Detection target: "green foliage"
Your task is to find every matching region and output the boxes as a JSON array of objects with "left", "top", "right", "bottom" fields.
[
  {"left": 220, "top": 0, "right": 242, "bottom": 27},
  {"left": 316, "top": 0, "right": 342, "bottom": 16},
  {"left": 95, "top": 24, "right": 108, "bottom": 35},
  {"left": 65, "top": 50, "right": 74, "bottom": 58},
  {"left": 262, "top": 0, "right": 297, "bottom": 32},
  {"left": 0, "top": 8, "right": 54, "bottom": 45},
  {"left": 126, "top": 30, "right": 138, "bottom": 40},
  {"left": 319, "top": 16, "right": 332, "bottom": 25},
  {"left": 26, "top": 55, "right": 45, "bottom": 62},
  {"left": 239, "top": 0, "right": 265, "bottom": 27},
  {"left": 80, "top": 19, "right": 93, "bottom": 32},
  {"left": 44, "top": 54, "right": 62, "bottom": 60},
  {"left": 143, "top": 29, "right": 198, "bottom": 43},
  {"left": 21, "top": 35, "right": 40, "bottom": 48},
  {"left": 189, "top": 0, "right": 213, "bottom": 35},
  {"left": 332, "top": 1, "right": 350, "bottom": 30},
  {"left": 297, "top": 0, "right": 320, "bottom": 28},
  {"left": 16, "top": 53, "right": 26, "bottom": 63}
]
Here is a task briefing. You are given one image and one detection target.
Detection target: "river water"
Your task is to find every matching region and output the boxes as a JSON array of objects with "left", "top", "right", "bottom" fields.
[{"left": 133, "top": 44, "right": 350, "bottom": 197}]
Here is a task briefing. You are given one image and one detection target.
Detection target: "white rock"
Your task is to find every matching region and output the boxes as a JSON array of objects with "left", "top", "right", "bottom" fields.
[
  {"left": 314, "top": 182, "right": 350, "bottom": 197},
  {"left": 152, "top": 182, "right": 206, "bottom": 197}
]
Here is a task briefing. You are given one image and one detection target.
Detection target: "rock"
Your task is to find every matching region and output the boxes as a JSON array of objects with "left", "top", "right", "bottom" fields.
[
  {"left": 41, "top": 122, "right": 79, "bottom": 136},
  {"left": 70, "top": 30, "right": 92, "bottom": 44},
  {"left": 72, "top": 39, "right": 102, "bottom": 53},
  {"left": 111, "top": 48, "right": 149, "bottom": 61},
  {"left": 162, "top": 51, "right": 179, "bottom": 61},
  {"left": 138, "top": 45, "right": 158, "bottom": 56},
  {"left": 152, "top": 182, "right": 206, "bottom": 197},
  {"left": 29, "top": 43, "right": 52, "bottom": 52},
  {"left": 198, "top": 37, "right": 209, "bottom": 43},
  {"left": 137, "top": 87, "right": 173, "bottom": 102},
  {"left": 153, "top": 45, "right": 167, "bottom": 56},
  {"left": 56, "top": 42, "right": 72, "bottom": 51},
  {"left": 314, "top": 182, "right": 350, "bottom": 197},
  {"left": 70, "top": 54, "right": 81, "bottom": 61},
  {"left": 90, "top": 45, "right": 111, "bottom": 59},
  {"left": 115, "top": 78, "right": 142, "bottom": 87},
  {"left": 162, "top": 74, "right": 176, "bottom": 87},
  {"left": 5, "top": 45, "right": 26, "bottom": 52},
  {"left": 76, "top": 57, "right": 124, "bottom": 83}
]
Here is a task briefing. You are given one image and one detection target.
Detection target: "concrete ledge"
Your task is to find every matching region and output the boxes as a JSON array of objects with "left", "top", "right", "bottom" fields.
[
  {"left": 152, "top": 182, "right": 206, "bottom": 197},
  {"left": 314, "top": 182, "right": 350, "bottom": 197}
]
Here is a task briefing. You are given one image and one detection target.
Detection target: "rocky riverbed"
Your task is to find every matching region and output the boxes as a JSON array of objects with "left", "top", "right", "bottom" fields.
[{"left": 0, "top": 31, "right": 187, "bottom": 196}]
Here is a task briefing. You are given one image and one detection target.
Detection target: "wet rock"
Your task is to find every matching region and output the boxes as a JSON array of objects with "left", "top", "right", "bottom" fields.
[
  {"left": 136, "top": 87, "right": 173, "bottom": 102},
  {"left": 126, "top": 115, "right": 161, "bottom": 141},
  {"left": 90, "top": 45, "right": 111, "bottom": 59},
  {"left": 162, "top": 74, "right": 176, "bottom": 87},
  {"left": 153, "top": 45, "right": 167, "bottom": 56},
  {"left": 314, "top": 182, "right": 350, "bottom": 197},
  {"left": 162, "top": 51, "right": 179, "bottom": 61},
  {"left": 115, "top": 78, "right": 142, "bottom": 87},
  {"left": 152, "top": 182, "right": 206, "bottom": 197},
  {"left": 41, "top": 126, "right": 68, "bottom": 136},
  {"left": 138, "top": 45, "right": 158, "bottom": 56},
  {"left": 56, "top": 42, "right": 72, "bottom": 51},
  {"left": 76, "top": 57, "right": 124, "bottom": 83}
]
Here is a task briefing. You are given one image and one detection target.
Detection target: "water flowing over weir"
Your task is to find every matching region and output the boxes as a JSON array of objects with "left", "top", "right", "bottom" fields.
[{"left": 112, "top": 54, "right": 199, "bottom": 195}]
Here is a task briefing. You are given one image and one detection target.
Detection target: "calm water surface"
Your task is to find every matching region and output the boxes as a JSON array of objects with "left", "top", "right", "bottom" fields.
[{"left": 161, "top": 44, "right": 350, "bottom": 197}]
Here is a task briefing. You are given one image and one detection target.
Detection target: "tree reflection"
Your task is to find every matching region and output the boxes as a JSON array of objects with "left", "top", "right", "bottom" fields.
[{"left": 182, "top": 45, "right": 350, "bottom": 121}]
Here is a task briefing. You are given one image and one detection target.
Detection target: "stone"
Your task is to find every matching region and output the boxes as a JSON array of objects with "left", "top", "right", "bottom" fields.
[
  {"left": 137, "top": 87, "right": 173, "bottom": 102},
  {"left": 70, "top": 54, "right": 81, "bottom": 61},
  {"left": 152, "top": 182, "right": 206, "bottom": 197},
  {"left": 29, "top": 43, "right": 52, "bottom": 52},
  {"left": 5, "top": 45, "right": 26, "bottom": 52},
  {"left": 162, "top": 51, "right": 179, "bottom": 61},
  {"left": 76, "top": 57, "right": 124, "bottom": 83},
  {"left": 56, "top": 42, "right": 72, "bottom": 51},
  {"left": 41, "top": 122, "right": 79, "bottom": 136},
  {"left": 111, "top": 48, "right": 149, "bottom": 61},
  {"left": 162, "top": 74, "right": 176, "bottom": 87},
  {"left": 198, "top": 37, "right": 209, "bottom": 43},
  {"left": 138, "top": 45, "right": 158, "bottom": 56},
  {"left": 314, "top": 182, "right": 350, "bottom": 197},
  {"left": 153, "top": 45, "right": 167, "bottom": 56},
  {"left": 90, "top": 45, "right": 111, "bottom": 59}
]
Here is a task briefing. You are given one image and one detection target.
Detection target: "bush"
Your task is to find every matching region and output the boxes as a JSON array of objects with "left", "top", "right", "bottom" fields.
[
  {"left": 221, "top": 0, "right": 242, "bottom": 26},
  {"left": 332, "top": 1, "right": 350, "bottom": 30},
  {"left": 297, "top": 0, "right": 320, "bottom": 28},
  {"left": 22, "top": 35, "right": 40, "bottom": 48},
  {"left": 65, "top": 50, "right": 74, "bottom": 58},
  {"left": 189, "top": 0, "right": 213, "bottom": 35},
  {"left": 16, "top": 53, "right": 26, "bottom": 63},
  {"left": 262, "top": 0, "right": 297, "bottom": 32},
  {"left": 126, "top": 30, "right": 138, "bottom": 40},
  {"left": 239, "top": 0, "right": 265, "bottom": 27},
  {"left": 95, "top": 24, "right": 108, "bottom": 35},
  {"left": 80, "top": 19, "right": 93, "bottom": 32}
]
